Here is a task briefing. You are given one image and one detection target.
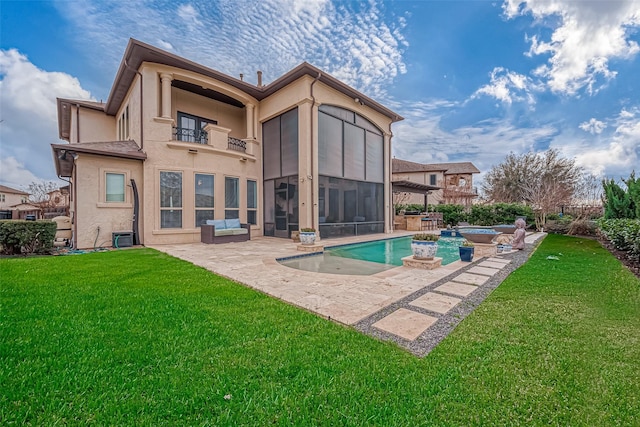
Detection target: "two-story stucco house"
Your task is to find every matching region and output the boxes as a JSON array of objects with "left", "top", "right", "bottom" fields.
[
  {"left": 0, "top": 184, "right": 40, "bottom": 220},
  {"left": 392, "top": 159, "right": 480, "bottom": 208},
  {"left": 52, "top": 39, "right": 403, "bottom": 249}
]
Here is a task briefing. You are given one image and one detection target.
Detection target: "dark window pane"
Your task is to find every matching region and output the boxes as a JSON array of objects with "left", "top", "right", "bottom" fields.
[
  {"left": 247, "top": 210, "right": 257, "bottom": 224},
  {"left": 281, "top": 108, "right": 298, "bottom": 177},
  {"left": 225, "top": 177, "right": 239, "bottom": 208},
  {"left": 195, "top": 210, "right": 214, "bottom": 227},
  {"left": 195, "top": 174, "right": 214, "bottom": 208},
  {"left": 344, "top": 123, "right": 365, "bottom": 181},
  {"left": 318, "top": 112, "right": 343, "bottom": 177},
  {"left": 365, "top": 131, "right": 384, "bottom": 183},
  {"left": 160, "top": 172, "right": 182, "bottom": 208},
  {"left": 247, "top": 180, "right": 257, "bottom": 209},
  {"left": 225, "top": 210, "right": 239, "bottom": 219},
  {"left": 319, "top": 104, "right": 355, "bottom": 123},
  {"left": 263, "top": 117, "right": 281, "bottom": 180},
  {"left": 161, "top": 210, "right": 182, "bottom": 228}
]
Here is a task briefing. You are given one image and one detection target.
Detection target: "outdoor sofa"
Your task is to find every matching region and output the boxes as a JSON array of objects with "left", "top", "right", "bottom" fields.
[{"left": 201, "top": 218, "right": 250, "bottom": 244}]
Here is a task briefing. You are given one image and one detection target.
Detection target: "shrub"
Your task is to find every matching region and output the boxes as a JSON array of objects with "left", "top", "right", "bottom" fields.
[
  {"left": 598, "top": 218, "right": 640, "bottom": 262},
  {"left": 412, "top": 233, "right": 439, "bottom": 241},
  {"left": 0, "top": 220, "right": 57, "bottom": 255},
  {"left": 567, "top": 220, "right": 598, "bottom": 237},
  {"left": 432, "top": 204, "right": 468, "bottom": 227}
]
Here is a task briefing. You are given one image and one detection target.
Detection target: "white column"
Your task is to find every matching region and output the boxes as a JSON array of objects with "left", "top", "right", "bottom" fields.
[
  {"left": 245, "top": 103, "right": 255, "bottom": 139},
  {"left": 160, "top": 73, "right": 173, "bottom": 118}
]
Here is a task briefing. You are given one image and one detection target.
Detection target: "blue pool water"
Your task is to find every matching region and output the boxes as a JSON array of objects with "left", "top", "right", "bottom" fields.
[
  {"left": 328, "top": 236, "right": 464, "bottom": 266},
  {"left": 278, "top": 236, "right": 464, "bottom": 275}
]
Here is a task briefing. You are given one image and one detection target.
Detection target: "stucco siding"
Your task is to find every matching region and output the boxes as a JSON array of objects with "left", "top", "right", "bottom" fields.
[{"left": 74, "top": 154, "right": 143, "bottom": 249}]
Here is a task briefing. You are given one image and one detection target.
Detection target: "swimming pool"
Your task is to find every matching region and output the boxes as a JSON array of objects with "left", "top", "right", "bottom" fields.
[{"left": 278, "top": 236, "right": 464, "bottom": 275}]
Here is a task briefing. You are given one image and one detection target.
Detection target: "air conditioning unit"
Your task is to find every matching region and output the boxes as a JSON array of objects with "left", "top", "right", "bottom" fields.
[{"left": 112, "top": 231, "right": 133, "bottom": 248}]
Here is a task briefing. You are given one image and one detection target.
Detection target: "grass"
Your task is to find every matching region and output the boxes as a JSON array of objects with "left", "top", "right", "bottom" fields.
[{"left": 1, "top": 235, "right": 639, "bottom": 425}]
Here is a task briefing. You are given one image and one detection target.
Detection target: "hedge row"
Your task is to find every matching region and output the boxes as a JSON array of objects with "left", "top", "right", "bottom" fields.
[
  {"left": 598, "top": 219, "right": 640, "bottom": 262},
  {"left": 397, "top": 203, "right": 534, "bottom": 227},
  {"left": 0, "top": 220, "right": 57, "bottom": 255}
]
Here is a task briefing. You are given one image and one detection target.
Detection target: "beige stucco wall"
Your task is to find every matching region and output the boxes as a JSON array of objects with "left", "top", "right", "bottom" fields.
[
  {"left": 0, "top": 191, "right": 28, "bottom": 210},
  {"left": 69, "top": 107, "right": 116, "bottom": 143},
  {"left": 74, "top": 154, "right": 143, "bottom": 249},
  {"left": 130, "top": 64, "right": 262, "bottom": 245},
  {"left": 69, "top": 60, "right": 397, "bottom": 246}
]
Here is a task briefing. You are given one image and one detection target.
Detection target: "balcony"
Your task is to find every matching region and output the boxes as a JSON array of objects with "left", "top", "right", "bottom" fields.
[
  {"left": 173, "top": 127, "right": 248, "bottom": 154},
  {"left": 173, "top": 127, "right": 208, "bottom": 144}
]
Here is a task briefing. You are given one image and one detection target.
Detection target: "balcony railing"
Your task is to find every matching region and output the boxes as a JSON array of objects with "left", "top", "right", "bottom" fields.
[
  {"left": 173, "top": 127, "right": 208, "bottom": 144},
  {"left": 228, "top": 137, "right": 246, "bottom": 152}
]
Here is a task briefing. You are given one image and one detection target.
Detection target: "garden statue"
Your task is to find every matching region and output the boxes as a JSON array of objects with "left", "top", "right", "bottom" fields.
[{"left": 512, "top": 218, "right": 526, "bottom": 250}]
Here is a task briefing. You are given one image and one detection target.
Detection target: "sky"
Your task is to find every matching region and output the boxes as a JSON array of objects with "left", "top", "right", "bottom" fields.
[{"left": 1, "top": 0, "right": 639, "bottom": 192}]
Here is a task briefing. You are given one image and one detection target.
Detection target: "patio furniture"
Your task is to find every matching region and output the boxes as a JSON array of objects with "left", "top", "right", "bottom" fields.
[{"left": 201, "top": 218, "right": 250, "bottom": 244}]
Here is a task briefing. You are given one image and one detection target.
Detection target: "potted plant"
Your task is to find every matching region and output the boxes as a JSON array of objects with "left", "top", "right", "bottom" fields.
[
  {"left": 459, "top": 240, "right": 474, "bottom": 262},
  {"left": 411, "top": 233, "right": 439, "bottom": 260},
  {"left": 299, "top": 228, "right": 316, "bottom": 245}
]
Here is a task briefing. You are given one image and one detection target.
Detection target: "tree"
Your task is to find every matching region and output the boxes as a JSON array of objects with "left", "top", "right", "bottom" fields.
[
  {"left": 603, "top": 171, "right": 639, "bottom": 219},
  {"left": 482, "top": 149, "right": 583, "bottom": 229},
  {"left": 27, "top": 181, "right": 59, "bottom": 208}
]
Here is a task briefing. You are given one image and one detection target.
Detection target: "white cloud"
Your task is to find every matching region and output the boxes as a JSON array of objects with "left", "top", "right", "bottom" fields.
[
  {"left": 504, "top": 0, "right": 640, "bottom": 95},
  {"left": 579, "top": 118, "right": 607, "bottom": 135},
  {"left": 471, "top": 67, "right": 538, "bottom": 105},
  {"left": 54, "top": 0, "right": 407, "bottom": 99},
  {"left": 0, "top": 49, "right": 93, "bottom": 187},
  {"left": 392, "top": 102, "right": 558, "bottom": 183},
  {"left": 556, "top": 108, "right": 640, "bottom": 178}
]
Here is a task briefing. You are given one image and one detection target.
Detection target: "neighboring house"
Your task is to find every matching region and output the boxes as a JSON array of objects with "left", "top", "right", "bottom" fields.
[
  {"left": 392, "top": 159, "right": 480, "bottom": 208},
  {"left": 52, "top": 39, "right": 403, "bottom": 249},
  {"left": 0, "top": 184, "right": 38, "bottom": 219},
  {"left": 43, "top": 185, "right": 70, "bottom": 219}
]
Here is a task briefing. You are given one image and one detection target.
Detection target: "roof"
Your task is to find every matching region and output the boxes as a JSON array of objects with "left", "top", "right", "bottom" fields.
[
  {"left": 392, "top": 180, "right": 441, "bottom": 194},
  {"left": 51, "top": 140, "right": 147, "bottom": 178},
  {"left": 392, "top": 159, "right": 480, "bottom": 174},
  {"left": 0, "top": 184, "right": 28, "bottom": 195},
  {"left": 58, "top": 38, "right": 403, "bottom": 140}
]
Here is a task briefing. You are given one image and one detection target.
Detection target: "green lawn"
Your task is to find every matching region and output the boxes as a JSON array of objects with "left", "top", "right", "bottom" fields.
[{"left": 1, "top": 235, "right": 639, "bottom": 426}]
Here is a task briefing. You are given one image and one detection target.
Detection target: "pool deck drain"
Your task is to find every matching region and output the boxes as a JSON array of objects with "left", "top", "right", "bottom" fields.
[{"left": 151, "top": 231, "right": 545, "bottom": 357}]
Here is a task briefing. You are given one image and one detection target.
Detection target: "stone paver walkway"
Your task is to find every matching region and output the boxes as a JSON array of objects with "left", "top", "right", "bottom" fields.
[{"left": 151, "top": 231, "right": 545, "bottom": 356}]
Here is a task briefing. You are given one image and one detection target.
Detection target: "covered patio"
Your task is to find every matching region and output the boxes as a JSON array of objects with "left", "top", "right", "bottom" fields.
[{"left": 392, "top": 180, "right": 441, "bottom": 231}]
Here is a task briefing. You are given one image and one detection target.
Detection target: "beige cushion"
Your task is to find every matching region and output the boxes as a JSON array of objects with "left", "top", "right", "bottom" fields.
[
  {"left": 214, "top": 229, "right": 235, "bottom": 236},
  {"left": 231, "top": 228, "right": 248, "bottom": 235}
]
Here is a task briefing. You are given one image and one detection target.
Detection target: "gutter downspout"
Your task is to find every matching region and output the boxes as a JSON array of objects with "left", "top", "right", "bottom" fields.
[
  {"left": 75, "top": 104, "right": 80, "bottom": 142},
  {"left": 309, "top": 72, "right": 321, "bottom": 231},
  {"left": 124, "top": 60, "right": 144, "bottom": 151}
]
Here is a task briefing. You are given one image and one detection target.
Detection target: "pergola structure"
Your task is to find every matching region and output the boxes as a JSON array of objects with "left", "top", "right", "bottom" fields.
[{"left": 392, "top": 180, "right": 441, "bottom": 212}]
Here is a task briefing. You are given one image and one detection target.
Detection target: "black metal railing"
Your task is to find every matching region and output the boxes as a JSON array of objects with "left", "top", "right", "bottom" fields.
[
  {"left": 173, "top": 127, "right": 208, "bottom": 144},
  {"left": 228, "top": 137, "right": 246, "bottom": 152}
]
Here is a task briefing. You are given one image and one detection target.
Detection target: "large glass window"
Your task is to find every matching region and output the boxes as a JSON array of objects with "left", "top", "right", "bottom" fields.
[
  {"left": 160, "top": 171, "right": 182, "bottom": 228},
  {"left": 317, "top": 105, "right": 385, "bottom": 237},
  {"left": 318, "top": 105, "right": 383, "bottom": 183},
  {"left": 247, "top": 179, "right": 257, "bottom": 225},
  {"left": 263, "top": 107, "right": 298, "bottom": 179},
  {"left": 262, "top": 108, "right": 299, "bottom": 238},
  {"left": 106, "top": 173, "right": 125, "bottom": 202},
  {"left": 225, "top": 177, "right": 239, "bottom": 219},
  {"left": 318, "top": 113, "right": 343, "bottom": 177},
  {"left": 195, "top": 173, "right": 214, "bottom": 227}
]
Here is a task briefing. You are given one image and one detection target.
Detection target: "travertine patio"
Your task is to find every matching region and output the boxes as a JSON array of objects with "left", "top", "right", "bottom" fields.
[{"left": 150, "top": 231, "right": 544, "bottom": 328}]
